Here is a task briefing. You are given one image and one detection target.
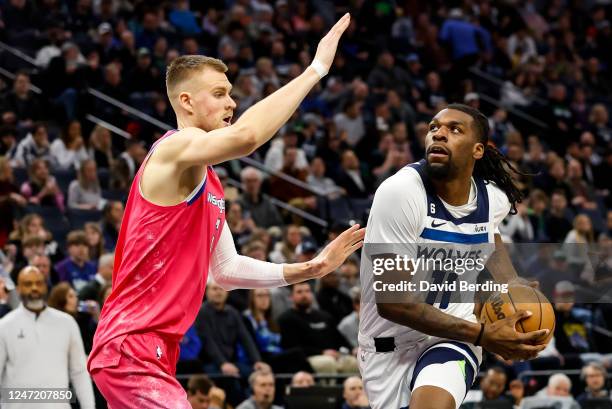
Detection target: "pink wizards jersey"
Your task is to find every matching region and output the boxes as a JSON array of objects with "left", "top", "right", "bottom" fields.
[{"left": 88, "top": 131, "right": 226, "bottom": 372}]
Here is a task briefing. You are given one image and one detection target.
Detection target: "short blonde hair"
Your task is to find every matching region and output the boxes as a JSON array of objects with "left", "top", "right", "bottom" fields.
[{"left": 165, "top": 55, "right": 227, "bottom": 96}]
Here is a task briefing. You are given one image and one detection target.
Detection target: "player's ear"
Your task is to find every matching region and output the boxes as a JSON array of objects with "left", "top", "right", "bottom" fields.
[
  {"left": 178, "top": 91, "right": 194, "bottom": 114},
  {"left": 473, "top": 142, "right": 485, "bottom": 160}
]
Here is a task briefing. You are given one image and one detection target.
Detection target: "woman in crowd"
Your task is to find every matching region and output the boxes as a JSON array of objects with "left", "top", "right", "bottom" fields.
[
  {"left": 101, "top": 201, "right": 123, "bottom": 251},
  {"left": 84, "top": 222, "right": 105, "bottom": 263},
  {"left": 20, "top": 159, "right": 64, "bottom": 211},
  {"left": 269, "top": 224, "right": 302, "bottom": 263},
  {"left": 7, "top": 213, "right": 62, "bottom": 262},
  {"left": 47, "top": 281, "right": 99, "bottom": 353},
  {"left": 564, "top": 214, "right": 596, "bottom": 268},
  {"left": 88, "top": 125, "right": 115, "bottom": 170},
  {"left": 67, "top": 159, "right": 104, "bottom": 210},
  {"left": 50, "top": 120, "right": 89, "bottom": 171},
  {"left": 226, "top": 201, "right": 256, "bottom": 247},
  {"left": 243, "top": 288, "right": 312, "bottom": 374}
]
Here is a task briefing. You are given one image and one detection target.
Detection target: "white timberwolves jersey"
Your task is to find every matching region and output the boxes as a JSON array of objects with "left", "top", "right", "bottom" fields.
[{"left": 358, "top": 160, "right": 511, "bottom": 349}]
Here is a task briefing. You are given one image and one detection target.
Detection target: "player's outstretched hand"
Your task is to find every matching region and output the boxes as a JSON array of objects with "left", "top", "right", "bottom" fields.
[
  {"left": 312, "top": 223, "right": 365, "bottom": 279},
  {"left": 480, "top": 310, "right": 549, "bottom": 361},
  {"left": 313, "top": 13, "right": 351, "bottom": 73}
]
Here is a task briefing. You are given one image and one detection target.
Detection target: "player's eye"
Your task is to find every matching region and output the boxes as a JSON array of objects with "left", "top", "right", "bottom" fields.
[
  {"left": 429, "top": 124, "right": 438, "bottom": 131},
  {"left": 451, "top": 127, "right": 461, "bottom": 133}
]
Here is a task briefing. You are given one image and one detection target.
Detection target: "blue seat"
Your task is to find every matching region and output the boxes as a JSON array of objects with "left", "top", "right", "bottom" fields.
[
  {"left": 102, "top": 189, "right": 127, "bottom": 202},
  {"left": 52, "top": 169, "right": 77, "bottom": 195},
  {"left": 12, "top": 167, "right": 28, "bottom": 187},
  {"left": 348, "top": 198, "right": 373, "bottom": 225},
  {"left": 97, "top": 168, "right": 110, "bottom": 189},
  {"left": 327, "top": 196, "right": 354, "bottom": 223},
  {"left": 67, "top": 209, "right": 103, "bottom": 229}
]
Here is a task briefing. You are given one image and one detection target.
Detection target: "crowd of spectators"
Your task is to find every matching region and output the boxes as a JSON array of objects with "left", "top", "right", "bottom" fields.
[{"left": 1, "top": 0, "right": 612, "bottom": 408}]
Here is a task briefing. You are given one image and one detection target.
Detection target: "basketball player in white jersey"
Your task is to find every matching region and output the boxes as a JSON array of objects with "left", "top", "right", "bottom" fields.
[{"left": 358, "top": 104, "right": 550, "bottom": 409}]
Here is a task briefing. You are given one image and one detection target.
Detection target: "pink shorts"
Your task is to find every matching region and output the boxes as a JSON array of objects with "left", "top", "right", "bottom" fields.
[{"left": 90, "top": 333, "right": 192, "bottom": 409}]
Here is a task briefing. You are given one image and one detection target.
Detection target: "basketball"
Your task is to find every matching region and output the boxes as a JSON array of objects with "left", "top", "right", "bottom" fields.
[{"left": 480, "top": 285, "right": 555, "bottom": 345}]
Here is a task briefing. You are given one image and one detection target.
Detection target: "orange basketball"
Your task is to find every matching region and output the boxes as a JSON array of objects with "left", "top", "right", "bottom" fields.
[{"left": 480, "top": 284, "right": 555, "bottom": 345}]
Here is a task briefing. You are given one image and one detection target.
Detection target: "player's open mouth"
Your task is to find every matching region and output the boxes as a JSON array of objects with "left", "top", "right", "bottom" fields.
[
  {"left": 223, "top": 116, "right": 232, "bottom": 126},
  {"left": 427, "top": 145, "right": 449, "bottom": 159}
]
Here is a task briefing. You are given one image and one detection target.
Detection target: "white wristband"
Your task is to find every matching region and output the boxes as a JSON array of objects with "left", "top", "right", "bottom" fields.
[{"left": 309, "top": 59, "right": 328, "bottom": 79}]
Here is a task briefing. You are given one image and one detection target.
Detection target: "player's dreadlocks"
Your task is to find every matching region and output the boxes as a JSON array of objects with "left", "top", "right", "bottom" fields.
[{"left": 447, "top": 103, "right": 524, "bottom": 214}]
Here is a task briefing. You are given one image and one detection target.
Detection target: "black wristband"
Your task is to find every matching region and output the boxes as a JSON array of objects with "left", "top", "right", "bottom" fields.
[{"left": 474, "top": 323, "right": 485, "bottom": 346}]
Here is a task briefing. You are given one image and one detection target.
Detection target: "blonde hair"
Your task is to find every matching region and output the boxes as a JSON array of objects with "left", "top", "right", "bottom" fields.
[
  {"left": 9, "top": 213, "right": 49, "bottom": 242},
  {"left": 28, "top": 159, "right": 49, "bottom": 186},
  {"left": 573, "top": 214, "right": 594, "bottom": 243},
  {"left": 589, "top": 103, "right": 608, "bottom": 124},
  {"left": 89, "top": 125, "right": 111, "bottom": 150},
  {"left": 77, "top": 159, "right": 100, "bottom": 192},
  {"left": 165, "top": 55, "right": 227, "bottom": 97}
]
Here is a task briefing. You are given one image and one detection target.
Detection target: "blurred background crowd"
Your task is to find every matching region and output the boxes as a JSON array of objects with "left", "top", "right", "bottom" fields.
[{"left": 0, "top": 0, "right": 612, "bottom": 408}]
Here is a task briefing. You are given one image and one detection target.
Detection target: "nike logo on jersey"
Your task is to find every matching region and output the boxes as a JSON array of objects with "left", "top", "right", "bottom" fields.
[{"left": 431, "top": 220, "right": 446, "bottom": 228}]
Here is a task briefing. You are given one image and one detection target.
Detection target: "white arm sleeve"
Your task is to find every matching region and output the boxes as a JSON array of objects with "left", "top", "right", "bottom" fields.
[{"left": 209, "top": 223, "right": 287, "bottom": 290}]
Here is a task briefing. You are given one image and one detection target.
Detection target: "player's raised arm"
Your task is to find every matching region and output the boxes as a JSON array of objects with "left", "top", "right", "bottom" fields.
[{"left": 167, "top": 13, "right": 351, "bottom": 167}]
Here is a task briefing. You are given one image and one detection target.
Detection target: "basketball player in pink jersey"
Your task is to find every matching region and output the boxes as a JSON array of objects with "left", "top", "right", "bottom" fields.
[{"left": 87, "top": 13, "right": 362, "bottom": 409}]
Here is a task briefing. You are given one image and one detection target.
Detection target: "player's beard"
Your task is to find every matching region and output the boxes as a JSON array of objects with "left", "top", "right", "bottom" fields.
[{"left": 425, "top": 156, "right": 457, "bottom": 180}]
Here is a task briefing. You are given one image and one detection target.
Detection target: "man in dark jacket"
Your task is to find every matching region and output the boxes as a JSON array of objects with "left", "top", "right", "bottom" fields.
[
  {"left": 195, "top": 281, "right": 269, "bottom": 406},
  {"left": 278, "top": 282, "right": 357, "bottom": 373},
  {"left": 335, "top": 149, "right": 372, "bottom": 199},
  {"left": 316, "top": 270, "right": 353, "bottom": 326},
  {"left": 0, "top": 71, "right": 43, "bottom": 125}
]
